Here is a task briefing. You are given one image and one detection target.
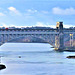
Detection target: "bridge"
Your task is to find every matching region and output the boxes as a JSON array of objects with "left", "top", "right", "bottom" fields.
[{"left": 0, "top": 22, "right": 75, "bottom": 51}]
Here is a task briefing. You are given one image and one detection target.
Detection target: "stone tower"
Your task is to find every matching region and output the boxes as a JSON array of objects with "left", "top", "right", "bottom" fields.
[{"left": 56, "top": 22, "right": 64, "bottom": 51}]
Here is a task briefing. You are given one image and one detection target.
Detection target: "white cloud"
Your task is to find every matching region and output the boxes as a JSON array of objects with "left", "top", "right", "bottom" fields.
[
  {"left": 26, "top": 9, "right": 38, "bottom": 13},
  {"left": 0, "top": 13, "right": 5, "bottom": 16},
  {"left": 52, "top": 7, "right": 75, "bottom": 15},
  {"left": 34, "top": 22, "right": 75, "bottom": 28},
  {"left": 64, "top": 24, "right": 74, "bottom": 28},
  {"left": 0, "top": 23, "right": 14, "bottom": 27},
  {"left": 35, "top": 22, "right": 45, "bottom": 27},
  {"left": 1, "top": 23, "right": 7, "bottom": 27},
  {"left": 34, "top": 22, "right": 55, "bottom": 28},
  {"left": 41, "top": 11, "right": 49, "bottom": 14},
  {"left": 8, "top": 7, "right": 21, "bottom": 15},
  {"left": 0, "top": 22, "right": 74, "bottom": 28},
  {"left": 0, "top": 23, "right": 31, "bottom": 28}
]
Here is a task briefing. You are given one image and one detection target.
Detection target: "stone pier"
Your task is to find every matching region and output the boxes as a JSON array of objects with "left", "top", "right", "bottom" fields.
[{"left": 55, "top": 22, "right": 64, "bottom": 51}]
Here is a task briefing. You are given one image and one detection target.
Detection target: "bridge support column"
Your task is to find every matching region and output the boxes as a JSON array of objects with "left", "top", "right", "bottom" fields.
[
  {"left": 2, "top": 35, "right": 4, "bottom": 43},
  {"left": 0, "top": 35, "right": 2, "bottom": 46},
  {"left": 59, "top": 31, "right": 64, "bottom": 51},
  {"left": 56, "top": 22, "right": 64, "bottom": 51},
  {"left": 70, "top": 34, "right": 73, "bottom": 47},
  {"left": 7, "top": 34, "right": 9, "bottom": 41},
  {"left": 55, "top": 34, "right": 59, "bottom": 48},
  {"left": 0, "top": 34, "right": 4, "bottom": 45}
]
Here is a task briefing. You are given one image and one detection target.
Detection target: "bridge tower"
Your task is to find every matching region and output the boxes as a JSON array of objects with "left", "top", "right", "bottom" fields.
[{"left": 55, "top": 22, "right": 64, "bottom": 51}]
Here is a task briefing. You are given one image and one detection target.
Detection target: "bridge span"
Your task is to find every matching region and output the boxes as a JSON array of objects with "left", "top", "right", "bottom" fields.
[{"left": 0, "top": 22, "right": 75, "bottom": 51}]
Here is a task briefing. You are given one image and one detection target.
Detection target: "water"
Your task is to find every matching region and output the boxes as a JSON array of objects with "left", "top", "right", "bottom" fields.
[{"left": 0, "top": 43, "right": 75, "bottom": 75}]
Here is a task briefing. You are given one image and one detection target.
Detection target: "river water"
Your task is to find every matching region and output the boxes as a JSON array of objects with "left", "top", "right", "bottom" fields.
[{"left": 0, "top": 43, "right": 75, "bottom": 75}]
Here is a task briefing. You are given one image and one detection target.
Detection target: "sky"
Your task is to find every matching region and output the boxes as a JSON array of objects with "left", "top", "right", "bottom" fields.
[{"left": 0, "top": 0, "right": 75, "bottom": 28}]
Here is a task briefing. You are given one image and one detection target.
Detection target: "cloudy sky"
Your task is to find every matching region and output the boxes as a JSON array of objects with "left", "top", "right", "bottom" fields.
[{"left": 0, "top": 0, "right": 75, "bottom": 28}]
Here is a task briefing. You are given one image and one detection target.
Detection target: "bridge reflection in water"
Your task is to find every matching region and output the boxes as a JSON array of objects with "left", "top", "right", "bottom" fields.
[{"left": 0, "top": 22, "right": 75, "bottom": 51}]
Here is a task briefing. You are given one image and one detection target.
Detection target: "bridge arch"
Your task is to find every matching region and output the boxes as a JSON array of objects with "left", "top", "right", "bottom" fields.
[{"left": 0, "top": 34, "right": 55, "bottom": 47}]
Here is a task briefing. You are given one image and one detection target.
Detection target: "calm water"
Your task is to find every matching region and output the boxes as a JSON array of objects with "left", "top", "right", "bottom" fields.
[{"left": 0, "top": 43, "right": 75, "bottom": 75}]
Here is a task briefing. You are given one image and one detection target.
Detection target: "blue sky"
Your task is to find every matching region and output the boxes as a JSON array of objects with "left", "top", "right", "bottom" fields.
[{"left": 0, "top": 0, "right": 75, "bottom": 28}]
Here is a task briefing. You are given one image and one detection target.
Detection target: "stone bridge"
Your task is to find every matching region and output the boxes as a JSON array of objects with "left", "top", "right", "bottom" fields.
[{"left": 0, "top": 22, "right": 75, "bottom": 51}]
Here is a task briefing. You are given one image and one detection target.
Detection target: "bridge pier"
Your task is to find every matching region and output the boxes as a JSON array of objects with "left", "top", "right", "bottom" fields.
[
  {"left": 55, "top": 22, "right": 64, "bottom": 51},
  {"left": 70, "top": 34, "right": 73, "bottom": 47}
]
